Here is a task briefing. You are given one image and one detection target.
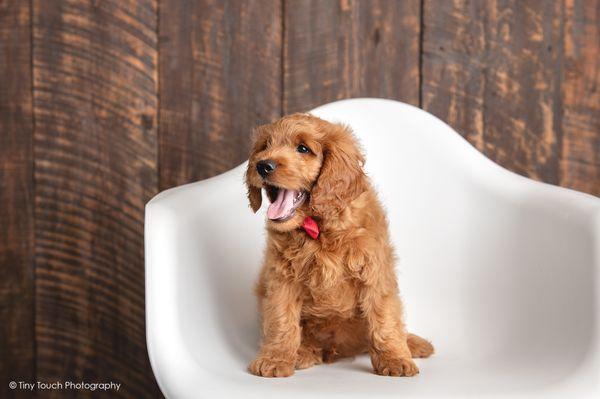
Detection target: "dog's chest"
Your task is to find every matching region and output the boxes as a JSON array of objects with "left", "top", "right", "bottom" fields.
[
  {"left": 286, "top": 241, "right": 360, "bottom": 318},
  {"left": 300, "top": 278, "right": 358, "bottom": 318}
]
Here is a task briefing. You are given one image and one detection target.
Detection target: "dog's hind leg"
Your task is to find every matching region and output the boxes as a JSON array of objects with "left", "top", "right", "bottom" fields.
[
  {"left": 407, "top": 333, "right": 434, "bottom": 358},
  {"left": 295, "top": 337, "right": 323, "bottom": 370}
]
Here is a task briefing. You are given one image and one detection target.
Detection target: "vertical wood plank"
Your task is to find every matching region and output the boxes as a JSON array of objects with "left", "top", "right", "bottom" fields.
[
  {"left": 422, "top": 0, "right": 565, "bottom": 185},
  {"left": 0, "top": 1, "right": 35, "bottom": 397},
  {"left": 32, "top": 1, "right": 160, "bottom": 397},
  {"left": 561, "top": 0, "right": 599, "bottom": 196},
  {"left": 283, "top": 0, "right": 421, "bottom": 114},
  {"left": 158, "top": 0, "right": 282, "bottom": 188}
]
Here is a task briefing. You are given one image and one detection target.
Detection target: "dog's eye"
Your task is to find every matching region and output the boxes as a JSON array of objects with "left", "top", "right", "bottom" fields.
[{"left": 297, "top": 144, "right": 310, "bottom": 154}]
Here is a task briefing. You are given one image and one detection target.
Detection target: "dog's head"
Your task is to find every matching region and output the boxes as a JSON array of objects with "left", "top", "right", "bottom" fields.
[{"left": 245, "top": 113, "right": 366, "bottom": 232}]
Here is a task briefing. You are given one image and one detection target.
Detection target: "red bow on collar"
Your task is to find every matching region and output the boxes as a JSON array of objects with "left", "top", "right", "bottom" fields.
[{"left": 301, "top": 217, "right": 319, "bottom": 239}]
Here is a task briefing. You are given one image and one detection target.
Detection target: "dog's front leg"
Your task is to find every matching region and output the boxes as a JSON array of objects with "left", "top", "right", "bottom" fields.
[
  {"left": 360, "top": 288, "right": 419, "bottom": 377},
  {"left": 248, "top": 279, "right": 302, "bottom": 377}
]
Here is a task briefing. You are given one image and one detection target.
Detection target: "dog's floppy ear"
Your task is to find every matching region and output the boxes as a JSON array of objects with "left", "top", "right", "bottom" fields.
[
  {"left": 245, "top": 128, "right": 266, "bottom": 213},
  {"left": 310, "top": 123, "right": 366, "bottom": 218},
  {"left": 245, "top": 168, "right": 262, "bottom": 213}
]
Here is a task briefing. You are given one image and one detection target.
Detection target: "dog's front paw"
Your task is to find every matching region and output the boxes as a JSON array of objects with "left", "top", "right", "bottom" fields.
[
  {"left": 371, "top": 354, "right": 419, "bottom": 377},
  {"left": 249, "top": 355, "right": 294, "bottom": 377}
]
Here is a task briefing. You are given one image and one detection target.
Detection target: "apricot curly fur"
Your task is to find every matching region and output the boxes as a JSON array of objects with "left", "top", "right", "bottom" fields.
[{"left": 245, "top": 114, "right": 433, "bottom": 378}]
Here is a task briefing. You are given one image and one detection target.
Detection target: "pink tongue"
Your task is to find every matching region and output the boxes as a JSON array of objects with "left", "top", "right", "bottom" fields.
[{"left": 267, "top": 188, "right": 297, "bottom": 220}]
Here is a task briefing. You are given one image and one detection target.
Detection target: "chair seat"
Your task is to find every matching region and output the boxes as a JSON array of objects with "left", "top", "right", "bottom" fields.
[{"left": 145, "top": 98, "right": 600, "bottom": 398}]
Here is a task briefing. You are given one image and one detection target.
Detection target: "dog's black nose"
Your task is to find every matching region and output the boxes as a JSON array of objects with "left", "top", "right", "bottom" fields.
[{"left": 256, "top": 160, "right": 276, "bottom": 178}]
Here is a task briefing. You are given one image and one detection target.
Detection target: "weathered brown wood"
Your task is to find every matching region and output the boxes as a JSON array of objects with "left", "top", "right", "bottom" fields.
[
  {"left": 32, "top": 1, "right": 160, "bottom": 397},
  {"left": 422, "top": 0, "right": 567, "bottom": 185},
  {"left": 560, "top": 0, "right": 599, "bottom": 196},
  {"left": 158, "top": 0, "right": 282, "bottom": 188},
  {"left": 0, "top": 1, "right": 35, "bottom": 397},
  {"left": 283, "top": 0, "right": 421, "bottom": 114},
  {"left": 0, "top": 2, "right": 599, "bottom": 398}
]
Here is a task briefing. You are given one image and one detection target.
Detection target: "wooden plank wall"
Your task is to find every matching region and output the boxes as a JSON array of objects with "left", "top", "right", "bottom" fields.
[
  {"left": 0, "top": 1, "right": 35, "bottom": 396},
  {"left": 159, "top": 0, "right": 282, "bottom": 187},
  {"left": 0, "top": 0, "right": 598, "bottom": 397},
  {"left": 283, "top": 0, "right": 421, "bottom": 112},
  {"left": 422, "top": 0, "right": 599, "bottom": 195},
  {"left": 561, "top": 0, "right": 599, "bottom": 196},
  {"left": 32, "top": 1, "right": 159, "bottom": 398}
]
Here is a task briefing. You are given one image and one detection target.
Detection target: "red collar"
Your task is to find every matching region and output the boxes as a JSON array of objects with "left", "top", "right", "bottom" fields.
[{"left": 301, "top": 217, "right": 319, "bottom": 239}]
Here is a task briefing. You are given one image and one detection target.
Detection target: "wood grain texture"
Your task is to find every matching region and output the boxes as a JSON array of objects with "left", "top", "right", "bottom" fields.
[
  {"left": 0, "top": 2, "right": 599, "bottom": 398},
  {"left": 158, "top": 0, "right": 282, "bottom": 188},
  {"left": 32, "top": 1, "right": 160, "bottom": 397},
  {"left": 560, "top": 0, "right": 599, "bottom": 196},
  {"left": 422, "top": 0, "right": 566, "bottom": 185},
  {"left": 283, "top": 0, "right": 421, "bottom": 114},
  {"left": 0, "top": 1, "right": 35, "bottom": 397}
]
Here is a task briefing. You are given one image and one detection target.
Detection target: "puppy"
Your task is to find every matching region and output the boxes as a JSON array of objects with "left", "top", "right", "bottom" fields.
[{"left": 245, "top": 113, "right": 433, "bottom": 378}]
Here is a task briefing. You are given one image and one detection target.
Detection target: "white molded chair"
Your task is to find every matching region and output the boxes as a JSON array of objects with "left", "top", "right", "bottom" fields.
[{"left": 145, "top": 98, "right": 600, "bottom": 398}]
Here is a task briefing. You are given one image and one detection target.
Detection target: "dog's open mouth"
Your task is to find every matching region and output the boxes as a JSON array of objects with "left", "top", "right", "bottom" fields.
[{"left": 265, "top": 185, "right": 307, "bottom": 221}]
